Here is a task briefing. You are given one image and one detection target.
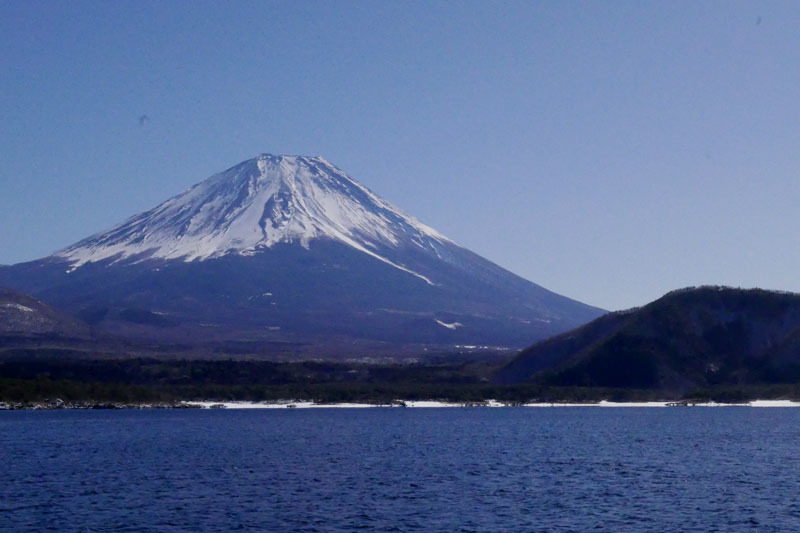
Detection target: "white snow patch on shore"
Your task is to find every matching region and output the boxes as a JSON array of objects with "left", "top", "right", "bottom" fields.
[
  {"left": 403, "top": 401, "right": 461, "bottom": 408},
  {"left": 750, "top": 400, "right": 800, "bottom": 407}
]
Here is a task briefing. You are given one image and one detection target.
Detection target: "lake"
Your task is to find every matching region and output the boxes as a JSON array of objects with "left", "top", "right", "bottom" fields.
[{"left": 3, "top": 408, "right": 800, "bottom": 531}]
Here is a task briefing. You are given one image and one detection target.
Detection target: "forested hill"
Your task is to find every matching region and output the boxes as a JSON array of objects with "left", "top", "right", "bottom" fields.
[{"left": 496, "top": 287, "right": 800, "bottom": 392}]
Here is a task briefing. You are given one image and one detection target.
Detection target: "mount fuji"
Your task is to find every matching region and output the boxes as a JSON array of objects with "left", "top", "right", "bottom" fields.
[{"left": 0, "top": 154, "right": 604, "bottom": 356}]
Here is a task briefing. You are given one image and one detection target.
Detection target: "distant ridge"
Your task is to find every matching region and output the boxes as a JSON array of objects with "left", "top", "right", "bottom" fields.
[{"left": 0, "top": 287, "right": 90, "bottom": 338}]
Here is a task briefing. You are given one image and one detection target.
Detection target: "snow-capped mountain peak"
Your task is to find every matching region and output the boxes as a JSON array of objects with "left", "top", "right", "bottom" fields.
[
  {"left": 2, "top": 153, "right": 606, "bottom": 351},
  {"left": 57, "top": 154, "right": 451, "bottom": 281}
]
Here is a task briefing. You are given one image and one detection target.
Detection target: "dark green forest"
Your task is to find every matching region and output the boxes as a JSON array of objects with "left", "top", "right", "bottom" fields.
[{"left": 3, "top": 355, "right": 800, "bottom": 407}]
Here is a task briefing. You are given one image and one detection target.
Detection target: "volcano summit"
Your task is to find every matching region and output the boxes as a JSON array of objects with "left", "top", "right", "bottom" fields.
[
  {"left": 59, "top": 155, "right": 450, "bottom": 283},
  {"left": 1, "top": 154, "right": 603, "bottom": 355}
]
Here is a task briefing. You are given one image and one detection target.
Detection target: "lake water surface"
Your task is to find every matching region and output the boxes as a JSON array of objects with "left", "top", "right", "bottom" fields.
[{"left": 3, "top": 408, "right": 800, "bottom": 531}]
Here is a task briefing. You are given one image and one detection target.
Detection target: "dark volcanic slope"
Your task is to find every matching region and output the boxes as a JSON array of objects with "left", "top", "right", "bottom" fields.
[
  {"left": 0, "top": 242, "right": 600, "bottom": 349},
  {"left": 496, "top": 287, "right": 800, "bottom": 390}
]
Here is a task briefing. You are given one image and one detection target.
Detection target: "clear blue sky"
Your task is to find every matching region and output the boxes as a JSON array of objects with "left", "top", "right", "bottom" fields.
[{"left": 2, "top": 1, "right": 799, "bottom": 311}]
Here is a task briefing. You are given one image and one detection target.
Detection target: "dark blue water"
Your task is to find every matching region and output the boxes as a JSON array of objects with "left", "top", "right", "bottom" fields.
[{"left": 3, "top": 408, "right": 800, "bottom": 532}]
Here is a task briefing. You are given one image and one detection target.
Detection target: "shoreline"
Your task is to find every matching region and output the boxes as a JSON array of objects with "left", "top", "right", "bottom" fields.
[
  {"left": 4, "top": 399, "right": 800, "bottom": 410},
  {"left": 183, "top": 399, "right": 800, "bottom": 409}
]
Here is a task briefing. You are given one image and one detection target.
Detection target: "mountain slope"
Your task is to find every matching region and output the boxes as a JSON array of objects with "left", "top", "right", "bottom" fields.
[
  {"left": 0, "top": 287, "right": 90, "bottom": 339},
  {"left": 496, "top": 287, "right": 800, "bottom": 390},
  {"left": 0, "top": 154, "right": 604, "bottom": 354}
]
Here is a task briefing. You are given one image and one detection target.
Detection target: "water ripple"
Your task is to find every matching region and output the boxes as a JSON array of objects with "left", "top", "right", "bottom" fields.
[{"left": 2, "top": 408, "right": 800, "bottom": 531}]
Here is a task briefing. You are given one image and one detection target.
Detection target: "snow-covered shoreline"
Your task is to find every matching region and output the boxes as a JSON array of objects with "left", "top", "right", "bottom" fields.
[
  {"left": 182, "top": 399, "right": 800, "bottom": 409},
  {"left": 5, "top": 399, "right": 800, "bottom": 410}
]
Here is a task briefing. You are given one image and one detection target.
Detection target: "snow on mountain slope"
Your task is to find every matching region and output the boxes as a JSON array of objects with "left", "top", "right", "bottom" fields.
[{"left": 57, "top": 155, "right": 450, "bottom": 283}]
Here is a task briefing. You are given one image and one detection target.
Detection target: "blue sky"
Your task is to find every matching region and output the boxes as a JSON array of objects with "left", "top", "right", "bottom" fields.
[{"left": 2, "top": 1, "right": 799, "bottom": 310}]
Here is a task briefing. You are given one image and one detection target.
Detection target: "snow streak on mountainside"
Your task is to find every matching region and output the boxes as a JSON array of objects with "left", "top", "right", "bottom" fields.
[{"left": 58, "top": 155, "right": 450, "bottom": 283}]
